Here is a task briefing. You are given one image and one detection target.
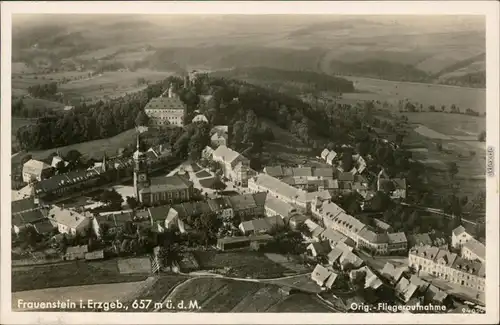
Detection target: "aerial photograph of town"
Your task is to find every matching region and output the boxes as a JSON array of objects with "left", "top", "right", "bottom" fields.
[{"left": 8, "top": 13, "right": 488, "bottom": 315}]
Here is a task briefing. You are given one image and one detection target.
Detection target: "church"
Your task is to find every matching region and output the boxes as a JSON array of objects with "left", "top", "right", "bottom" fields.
[{"left": 133, "top": 135, "right": 194, "bottom": 205}]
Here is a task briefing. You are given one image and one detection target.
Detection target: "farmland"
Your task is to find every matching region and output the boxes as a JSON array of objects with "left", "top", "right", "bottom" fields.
[
  {"left": 12, "top": 260, "right": 149, "bottom": 292},
  {"left": 162, "top": 277, "right": 332, "bottom": 313},
  {"left": 192, "top": 251, "right": 290, "bottom": 279},
  {"left": 400, "top": 112, "right": 485, "bottom": 137},
  {"left": 343, "top": 76, "right": 486, "bottom": 113},
  {"left": 58, "top": 69, "right": 171, "bottom": 104},
  {"left": 12, "top": 128, "right": 138, "bottom": 165}
]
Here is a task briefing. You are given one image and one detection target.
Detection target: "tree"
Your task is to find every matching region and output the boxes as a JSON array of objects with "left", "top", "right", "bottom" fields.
[
  {"left": 65, "top": 149, "right": 82, "bottom": 166},
  {"left": 126, "top": 196, "right": 139, "bottom": 209},
  {"left": 193, "top": 212, "right": 222, "bottom": 246},
  {"left": 55, "top": 160, "right": 67, "bottom": 174},
  {"left": 210, "top": 176, "right": 226, "bottom": 195},
  {"left": 20, "top": 154, "right": 32, "bottom": 166},
  {"left": 478, "top": 130, "right": 486, "bottom": 142},
  {"left": 100, "top": 189, "right": 124, "bottom": 209},
  {"left": 135, "top": 110, "right": 149, "bottom": 127},
  {"left": 447, "top": 162, "right": 459, "bottom": 179}
]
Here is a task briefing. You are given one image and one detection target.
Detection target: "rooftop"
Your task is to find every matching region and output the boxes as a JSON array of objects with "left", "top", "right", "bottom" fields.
[
  {"left": 212, "top": 145, "right": 244, "bottom": 165},
  {"left": 144, "top": 96, "right": 185, "bottom": 111},
  {"left": 47, "top": 206, "right": 88, "bottom": 229},
  {"left": 387, "top": 232, "right": 407, "bottom": 244},
  {"left": 250, "top": 174, "right": 305, "bottom": 203},
  {"left": 239, "top": 215, "right": 284, "bottom": 233},
  {"left": 452, "top": 225, "right": 467, "bottom": 236},
  {"left": 462, "top": 238, "right": 486, "bottom": 261},
  {"left": 11, "top": 197, "right": 37, "bottom": 214},
  {"left": 34, "top": 169, "right": 100, "bottom": 194},
  {"left": 139, "top": 175, "right": 193, "bottom": 194},
  {"left": 264, "top": 194, "right": 295, "bottom": 217},
  {"left": 451, "top": 256, "right": 484, "bottom": 277}
]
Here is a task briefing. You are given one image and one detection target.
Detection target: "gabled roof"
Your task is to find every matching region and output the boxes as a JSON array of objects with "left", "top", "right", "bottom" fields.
[
  {"left": 192, "top": 114, "right": 209, "bottom": 123},
  {"left": 16, "top": 209, "right": 46, "bottom": 224},
  {"left": 451, "top": 256, "right": 484, "bottom": 277},
  {"left": 373, "top": 218, "right": 392, "bottom": 231},
  {"left": 358, "top": 228, "right": 388, "bottom": 244},
  {"left": 264, "top": 166, "right": 284, "bottom": 178},
  {"left": 307, "top": 241, "right": 332, "bottom": 256},
  {"left": 327, "top": 248, "right": 344, "bottom": 264},
  {"left": 140, "top": 175, "right": 193, "bottom": 194},
  {"left": 311, "top": 264, "right": 335, "bottom": 286},
  {"left": 11, "top": 197, "right": 37, "bottom": 214},
  {"left": 317, "top": 199, "right": 344, "bottom": 219},
  {"left": 409, "top": 275, "right": 431, "bottom": 293},
  {"left": 392, "top": 178, "right": 407, "bottom": 189},
  {"left": 349, "top": 266, "right": 382, "bottom": 289},
  {"left": 381, "top": 262, "right": 405, "bottom": 283},
  {"left": 321, "top": 228, "right": 347, "bottom": 243},
  {"left": 147, "top": 205, "right": 171, "bottom": 222},
  {"left": 326, "top": 151, "right": 337, "bottom": 162},
  {"left": 435, "top": 249, "right": 457, "bottom": 267},
  {"left": 264, "top": 194, "right": 295, "bottom": 217},
  {"left": 292, "top": 167, "right": 312, "bottom": 177},
  {"left": 395, "top": 277, "right": 418, "bottom": 303},
  {"left": 212, "top": 145, "right": 242, "bottom": 164},
  {"left": 47, "top": 206, "right": 88, "bottom": 229},
  {"left": 407, "top": 233, "right": 433, "bottom": 248},
  {"left": 66, "top": 245, "right": 89, "bottom": 255},
  {"left": 34, "top": 169, "right": 100, "bottom": 194},
  {"left": 409, "top": 245, "right": 440, "bottom": 260},
  {"left": 239, "top": 215, "right": 284, "bottom": 233},
  {"left": 207, "top": 197, "right": 233, "bottom": 212},
  {"left": 250, "top": 174, "right": 305, "bottom": 203},
  {"left": 144, "top": 96, "right": 185, "bottom": 111},
  {"left": 331, "top": 212, "right": 366, "bottom": 235},
  {"left": 311, "top": 226, "right": 325, "bottom": 238},
  {"left": 320, "top": 149, "right": 330, "bottom": 159},
  {"left": 340, "top": 251, "right": 363, "bottom": 269},
  {"left": 23, "top": 159, "right": 51, "bottom": 173},
  {"left": 425, "top": 285, "right": 448, "bottom": 303},
  {"left": 388, "top": 232, "right": 407, "bottom": 244},
  {"left": 229, "top": 194, "right": 257, "bottom": 211},
  {"left": 462, "top": 238, "right": 485, "bottom": 261},
  {"left": 452, "top": 225, "right": 467, "bottom": 236}
]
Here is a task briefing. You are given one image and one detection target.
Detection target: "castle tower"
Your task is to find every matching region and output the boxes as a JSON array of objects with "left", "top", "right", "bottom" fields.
[
  {"left": 133, "top": 135, "right": 149, "bottom": 200},
  {"left": 168, "top": 83, "right": 175, "bottom": 98}
]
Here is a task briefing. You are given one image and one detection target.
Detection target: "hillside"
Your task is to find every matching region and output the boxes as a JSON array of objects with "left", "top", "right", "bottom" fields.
[
  {"left": 11, "top": 15, "right": 486, "bottom": 88},
  {"left": 210, "top": 67, "right": 355, "bottom": 93}
]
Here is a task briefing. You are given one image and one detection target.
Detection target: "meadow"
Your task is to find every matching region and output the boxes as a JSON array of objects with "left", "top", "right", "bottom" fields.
[
  {"left": 12, "top": 128, "right": 138, "bottom": 165},
  {"left": 59, "top": 69, "right": 170, "bottom": 104},
  {"left": 343, "top": 76, "right": 486, "bottom": 113},
  {"left": 401, "top": 112, "right": 486, "bottom": 137},
  {"left": 163, "top": 277, "right": 331, "bottom": 313}
]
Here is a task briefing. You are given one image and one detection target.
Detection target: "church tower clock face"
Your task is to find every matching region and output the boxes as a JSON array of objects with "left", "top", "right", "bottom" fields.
[{"left": 138, "top": 173, "right": 147, "bottom": 182}]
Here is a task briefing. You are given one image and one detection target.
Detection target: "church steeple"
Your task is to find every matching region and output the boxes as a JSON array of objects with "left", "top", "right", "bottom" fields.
[{"left": 102, "top": 153, "right": 107, "bottom": 172}]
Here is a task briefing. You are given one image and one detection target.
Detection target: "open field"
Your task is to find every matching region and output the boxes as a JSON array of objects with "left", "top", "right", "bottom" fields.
[
  {"left": 343, "top": 76, "right": 485, "bottom": 113},
  {"left": 12, "top": 281, "right": 146, "bottom": 311},
  {"left": 193, "top": 251, "right": 289, "bottom": 279},
  {"left": 12, "top": 128, "right": 138, "bottom": 165},
  {"left": 414, "top": 125, "right": 453, "bottom": 140},
  {"left": 114, "top": 50, "right": 156, "bottom": 64},
  {"left": 12, "top": 71, "right": 92, "bottom": 90},
  {"left": 401, "top": 112, "right": 485, "bottom": 136},
  {"left": 267, "top": 293, "right": 333, "bottom": 312},
  {"left": 12, "top": 260, "right": 149, "bottom": 292},
  {"left": 164, "top": 277, "right": 330, "bottom": 312},
  {"left": 59, "top": 69, "right": 170, "bottom": 103},
  {"left": 264, "top": 274, "right": 322, "bottom": 294}
]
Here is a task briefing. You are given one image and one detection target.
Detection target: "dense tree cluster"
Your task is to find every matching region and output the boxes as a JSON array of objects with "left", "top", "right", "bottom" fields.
[
  {"left": 15, "top": 77, "right": 181, "bottom": 150},
  {"left": 27, "top": 82, "right": 58, "bottom": 99}
]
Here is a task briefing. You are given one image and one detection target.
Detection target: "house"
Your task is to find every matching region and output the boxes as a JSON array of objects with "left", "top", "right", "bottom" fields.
[
  {"left": 451, "top": 225, "right": 474, "bottom": 249},
  {"left": 338, "top": 172, "right": 355, "bottom": 182},
  {"left": 192, "top": 114, "right": 208, "bottom": 123},
  {"left": 287, "top": 213, "right": 308, "bottom": 229},
  {"left": 394, "top": 277, "right": 419, "bottom": 303},
  {"left": 96, "top": 210, "right": 134, "bottom": 235},
  {"left": 328, "top": 212, "right": 366, "bottom": 245},
  {"left": 47, "top": 206, "right": 91, "bottom": 235},
  {"left": 307, "top": 241, "right": 332, "bottom": 257},
  {"left": 207, "top": 196, "right": 234, "bottom": 220},
  {"left": 211, "top": 132, "right": 228, "bottom": 147},
  {"left": 409, "top": 275, "right": 431, "bottom": 294},
  {"left": 407, "top": 233, "right": 433, "bottom": 248},
  {"left": 327, "top": 241, "right": 353, "bottom": 265},
  {"left": 320, "top": 149, "right": 330, "bottom": 160},
  {"left": 144, "top": 91, "right": 186, "bottom": 127},
  {"left": 373, "top": 218, "right": 392, "bottom": 233},
  {"left": 264, "top": 194, "right": 296, "bottom": 220},
  {"left": 85, "top": 250, "right": 105, "bottom": 261},
  {"left": 312, "top": 167, "right": 334, "bottom": 179},
  {"left": 51, "top": 155, "right": 69, "bottom": 168},
  {"left": 33, "top": 169, "right": 101, "bottom": 199},
  {"left": 325, "top": 151, "right": 337, "bottom": 165},
  {"left": 408, "top": 245, "right": 440, "bottom": 274},
  {"left": 263, "top": 166, "right": 285, "bottom": 178},
  {"left": 311, "top": 264, "right": 338, "bottom": 289},
  {"left": 387, "top": 232, "right": 407, "bottom": 253},
  {"left": 320, "top": 228, "right": 348, "bottom": 249},
  {"left": 202, "top": 146, "right": 215, "bottom": 160},
  {"left": 451, "top": 256, "right": 485, "bottom": 291},
  {"left": 32, "top": 218, "right": 56, "bottom": 235},
  {"left": 461, "top": 238, "right": 485, "bottom": 263},
  {"left": 212, "top": 145, "right": 250, "bottom": 186},
  {"left": 248, "top": 174, "right": 308, "bottom": 210},
  {"left": 424, "top": 285, "right": 449, "bottom": 305},
  {"left": 22, "top": 159, "right": 52, "bottom": 183},
  {"left": 216, "top": 234, "right": 273, "bottom": 251},
  {"left": 136, "top": 175, "right": 194, "bottom": 206},
  {"left": 65, "top": 245, "right": 89, "bottom": 260},
  {"left": 339, "top": 251, "right": 363, "bottom": 270},
  {"left": 229, "top": 193, "right": 265, "bottom": 219},
  {"left": 239, "top": 215, "right": 284, "bottom": 235},
  {"left": 357, "top": 229, "right": 389, "bottom": 255},
  {"left": 381, "top": 262, "right": 406, "bottom": 285},
  {"left": 349, "top": 266, "right": 383, "bottom": 290}
]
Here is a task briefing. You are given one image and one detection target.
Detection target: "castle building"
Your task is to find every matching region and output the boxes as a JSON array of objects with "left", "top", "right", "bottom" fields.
[
  {"left": 133, "top": 135, "right": 194, "bottom": 205},
  {"left": 144, "top": 83, "right": 186, "bottom": 127}
]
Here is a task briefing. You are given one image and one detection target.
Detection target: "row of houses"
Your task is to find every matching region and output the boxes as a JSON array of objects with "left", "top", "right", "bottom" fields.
[
  {"left": 408, "top": 245, "right": 486, "bottom": 292},
  {"left": 319, "top": 148, "right": 367, "bottom": 175},
  {"left": 312, "top": 197, "right": 408, "bottom": 255},
  {"left": 451, "top": 225, "right": 485, "bottom": 263}
]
